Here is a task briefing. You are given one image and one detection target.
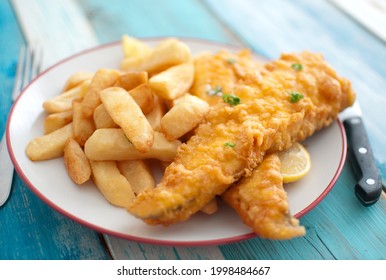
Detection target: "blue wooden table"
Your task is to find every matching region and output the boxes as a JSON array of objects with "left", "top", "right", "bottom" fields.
[{"left": 0, "top": 0, "right": 385, "bottom": 260}]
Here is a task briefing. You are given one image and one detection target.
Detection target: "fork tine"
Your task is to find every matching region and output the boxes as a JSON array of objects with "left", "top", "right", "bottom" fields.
[
  {"left": 11, "top": 45, "right": 43, "bottom": 102},
  {"left": 11, "top": 46, "right": 26, "bottom": 101},
  {"left": 31, "top": 45, "right": 43, "bottom": 80},
  {"left": 21, "top": 46, "right": 32, "bottom": 91}
]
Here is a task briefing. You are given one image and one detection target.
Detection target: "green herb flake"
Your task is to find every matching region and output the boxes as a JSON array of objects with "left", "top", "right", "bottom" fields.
[
  {"left": 224, "top": 142, "right": 236, "bottom": 148},
  {"left": 226, "top": 58, "right": 237, "bottom": 64},
  {"left": 222, "top": 93, "right": 240, "bottom": 106},
  {"left": 206, "top": 85, "right": 223, "bottom": 96},
  {"left": 290, "top": 92, "right": 304, "bottom": 103},
  {"left": 291, "top": 63, "right": 303, "bottom": 71}
]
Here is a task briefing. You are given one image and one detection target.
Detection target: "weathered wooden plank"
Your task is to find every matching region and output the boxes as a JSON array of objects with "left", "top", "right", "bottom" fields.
[
  {"left": 0, "top": 0, "right": 23, "bottom": 136},
  {"left": 330, "top": 0, "right": 386, "bottom": 44},
  {"left": 0, "top": 0, "right": 109, "bottom": 260},
  {"left": 302, "top": 167, "right": 386, "bottom": 260},
  {"left": 105, "top": 238, "right": 224, "bottom": 260},
  {"left": 77, "top": 0, "right": 242, "bottom": 45},
  {"left": 11, "top": 0, "right": 98, "bottom": 68},
  {"left": 0, "top": 174, "right": 110, "bottom": 259}
]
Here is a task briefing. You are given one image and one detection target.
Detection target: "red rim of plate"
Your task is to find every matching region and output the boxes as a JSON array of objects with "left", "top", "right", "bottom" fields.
[{"left": 6, "top": 37, "right": 347, "bottom": 246}]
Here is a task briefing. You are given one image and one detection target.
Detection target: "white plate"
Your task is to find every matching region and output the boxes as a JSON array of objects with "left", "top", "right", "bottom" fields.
[{"left": 7, "top": 38, "right": 347, "bottom": 246}]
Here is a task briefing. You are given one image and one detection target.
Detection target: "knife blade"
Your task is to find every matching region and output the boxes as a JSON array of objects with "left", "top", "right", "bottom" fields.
[
  {"left": 0, "top": 132, "right": 14, "bottom": 206},
  {"left": 339, "top": 101, "right": 382, "bottom": 205}
]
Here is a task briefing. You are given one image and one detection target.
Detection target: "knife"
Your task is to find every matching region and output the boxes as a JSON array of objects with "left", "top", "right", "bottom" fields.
[
  {"left": 339, "top": 101, "right": 382, "bottom": 206},
  {"left": 0, "top": 132, "right": 14, "bottom": 206}
]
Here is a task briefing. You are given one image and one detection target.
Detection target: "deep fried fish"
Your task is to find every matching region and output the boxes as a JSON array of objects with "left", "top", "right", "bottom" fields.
[
  {"left": 222, "top": 153, "right": 305, "bottom": 239},
  {"left": 128, "top": 51, "right": 355, "bottom": 226}
]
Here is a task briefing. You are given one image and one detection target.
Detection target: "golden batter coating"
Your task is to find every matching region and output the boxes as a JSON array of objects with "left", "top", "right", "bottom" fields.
[
  {"left": 127, "top": 51, "right": 355, "bottom": 228},
  {"left": 190, "top": 49, "right": 264, "bottom": 106},
  {"left": 222, "top": 153, "right": 305, "bottom": 239}
]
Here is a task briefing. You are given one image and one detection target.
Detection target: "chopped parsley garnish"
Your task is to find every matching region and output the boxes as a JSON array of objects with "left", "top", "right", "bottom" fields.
[
  {"left": 222, "top": 93, "right": 240, "bottom": 106},
  {"left": 226, "top": 58, "right": 237, "bottom": 64},
  {"left": 224, "top": 142, "right": 236, "bottom": 148},
  {"left": 206, "top": 85, "right": 223, "bottom": 96},
  {"left": 290, "top": 92, "right": 304, "bottom": 103},
  {"left": 291, "top": 63, "right": 303, "bottom": 71}
]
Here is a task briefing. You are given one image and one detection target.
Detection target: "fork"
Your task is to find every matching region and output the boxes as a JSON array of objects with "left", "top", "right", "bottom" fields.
[{"left": 0, "top": 45, "right": 43, "bottom": 206}]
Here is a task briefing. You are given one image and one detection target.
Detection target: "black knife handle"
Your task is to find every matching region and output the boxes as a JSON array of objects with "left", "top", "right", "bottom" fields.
[{"left": 343, "top": 117, "right": 382, "bottom": 206}]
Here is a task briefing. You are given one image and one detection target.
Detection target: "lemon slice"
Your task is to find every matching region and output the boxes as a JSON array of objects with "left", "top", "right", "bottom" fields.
[{"left": 278, "top": 142, "right": 311, "bottom": 183}]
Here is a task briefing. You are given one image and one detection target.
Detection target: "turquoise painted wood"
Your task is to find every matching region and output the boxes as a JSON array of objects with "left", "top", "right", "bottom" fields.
[
  {"left": 0, "top": 0, "right": 110, "bottom": 260},
  {"left": 0, "top": 0, "right": 23, "bottom": 131},
  {"left": 1, "top": 0, "right": 385, "bottom": 260},
  {"left": 77, "top": 0, "right": 240, "bottom": 45}
]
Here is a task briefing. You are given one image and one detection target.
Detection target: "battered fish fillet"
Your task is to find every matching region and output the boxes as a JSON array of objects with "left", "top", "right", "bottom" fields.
[
  {"left": 190, "top": 49, "right": 264, "bottom": 106},
  {"left": 128, "top": 51, "right": 355, "bottom": 226},
  {"left": 222, "top": 153, "right": 305, "bottom": 239}
]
